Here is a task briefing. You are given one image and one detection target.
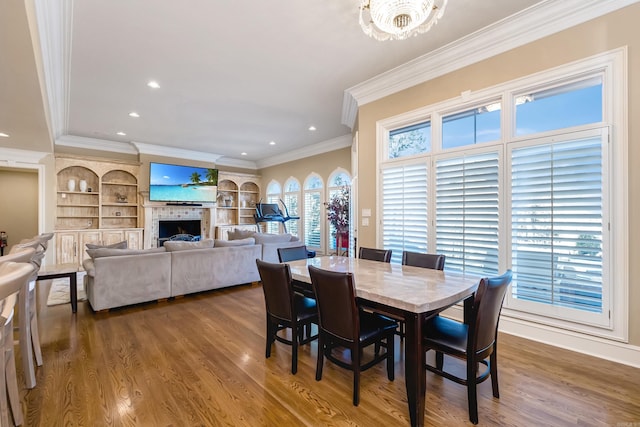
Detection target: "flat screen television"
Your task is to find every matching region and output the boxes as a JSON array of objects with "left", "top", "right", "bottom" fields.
[{"left": 149, "top": 162, "right": 218, "bottom": 203}]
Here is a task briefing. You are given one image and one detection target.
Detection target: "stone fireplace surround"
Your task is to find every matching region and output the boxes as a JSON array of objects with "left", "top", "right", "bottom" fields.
[{"left": 141, "top": 192, "right": 216, "bottom": 249}]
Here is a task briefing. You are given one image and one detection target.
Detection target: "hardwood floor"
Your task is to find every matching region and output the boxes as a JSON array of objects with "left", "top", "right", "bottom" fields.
[{"left": 18, "top": 281, "right": 640, "bottom": 426}]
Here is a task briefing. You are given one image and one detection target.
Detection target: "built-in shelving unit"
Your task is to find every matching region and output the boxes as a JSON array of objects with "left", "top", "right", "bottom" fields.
[
  {"left": 214, "top": 172, "right": 261, "bottom": 232},
  {"left": 54, "top": 156, "right": 143, "bottom": 266}
]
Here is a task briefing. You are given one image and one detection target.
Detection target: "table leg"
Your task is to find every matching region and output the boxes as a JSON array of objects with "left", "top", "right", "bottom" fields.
[
  {"left": 404, "top": 312, "right": 425, "bottom": 427},
  {"left": 70, "top": 273, "right": 78, "bottom": 313}
]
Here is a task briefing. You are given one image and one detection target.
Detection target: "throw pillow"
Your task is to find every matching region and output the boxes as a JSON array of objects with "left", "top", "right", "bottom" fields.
[
  {"left": 87, "top": 247, "right": 166, "bottom": 259},
  {"left": 163, "top": 239, "right": 214, "bottom": 252},
  {"left": 227, "top": 228, "right": 256, "bottom": 240},
  {"left": 86, "top": 240, "right": 128, "bottom": 250},
  {"left": 214, "top": 237, "right": 255, "bottom": 247},
  {"left": 252, "top": 233, "right": 293, "bottom": 245}
]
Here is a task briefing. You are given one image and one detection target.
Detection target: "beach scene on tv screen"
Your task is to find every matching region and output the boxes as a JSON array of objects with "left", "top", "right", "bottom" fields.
[{"left": 150, "top": 163, "right": 217, "bottom": 202}]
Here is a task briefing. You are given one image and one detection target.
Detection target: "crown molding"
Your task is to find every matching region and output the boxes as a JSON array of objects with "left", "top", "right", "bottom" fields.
[
  {"left": 56, "top": 135, "right": 138, "bottom": 155},
  {"left": 132, "top": 141, "right": 224, "bottom": 163},
  {"left": 214, "top": 156, "right": 258, "bottom": 169},
  {"left": 0, "top": 147, "right": 49, "bottom": 164},
  {"left": 32, "top": 0, "right": 73, "bottom": 139},
  {"left": 256, "top": 134, "right": 353, "bottom": 169},
  {"left": 342, "top": 0, "right": 640, "bottom": 128}
]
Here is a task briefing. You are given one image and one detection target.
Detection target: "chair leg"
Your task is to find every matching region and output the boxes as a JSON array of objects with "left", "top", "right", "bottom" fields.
[
  {"left": 435, "top": 351, "right": 444, "bottom": 370},
  {"left": 31, "top": 311, "right": 43, "bottom": 367},
  {"left": 5, "top": 330, "right": 23, "bottom": 426},
  {"left": 265, "top": 318, "right": 273, "bottom": 358},
  {"left": 467, "top": 358, "right": 479, "bottom": 425},
  {"left": 490, "top": 350, "right": 499, "bottom": 398},
  {"left": 30, "top": 288, "right": 43, "bottom": 366},
  {"left": 315, "top": 335, "right": 324, "bottom": 381},
  {"left": 291, "top": 323, "right": 298, "bottom": 375},
  {"left": 18, "top": 289, "right": 36, "bottom": 389},
  {"left": 386, "top": 334, "right": 395, "bottom": 381},
  {"left": 352, "top": 344, "right": 361, "bottom": 406}
]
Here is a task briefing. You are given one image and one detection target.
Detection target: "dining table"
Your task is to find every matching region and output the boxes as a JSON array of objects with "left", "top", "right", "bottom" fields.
[{"left": 287, "top": 255, "right": 481, "bottom": 427}]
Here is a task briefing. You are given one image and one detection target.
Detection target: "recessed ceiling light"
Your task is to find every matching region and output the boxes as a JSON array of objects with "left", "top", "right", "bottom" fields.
[
  {"left": 308, "top": 125, "right": 316, "bottom": 131},
  {"left": 241, "top": 152, "right": 247, "bottom": 156},
  {"left": 0, "top": 132, "right": 9, "bottom": 138},
  {"left": 269, "top": 141, "right": 276, "bottom": 145},
  {"left": 128, "top": 112, "right": 140, "bottom": 118},
  {"left": 147, "top": 80, "right": 160, "bottom": 89},
  {"left": 116, "top": 131, "right": 126, "bottom": 136}
]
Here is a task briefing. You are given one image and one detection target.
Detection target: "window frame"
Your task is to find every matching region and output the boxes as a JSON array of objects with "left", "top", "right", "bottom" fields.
[
  {"left": 264, "top": 180, "right": 282, "bottom": 234},
  {"left": 303, "top": 173, "right": 325, "bottom": 252},
  {"left": 283, "top": 177, "right": 301, "bottom": 238},
  {"left": 374, "top": 48, "right": 628, "bottom": 341}
]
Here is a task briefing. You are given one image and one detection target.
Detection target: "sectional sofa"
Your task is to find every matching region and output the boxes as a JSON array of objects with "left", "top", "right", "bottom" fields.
[{"left": 82, "top": 232, "right": 304, "bottom": 311}]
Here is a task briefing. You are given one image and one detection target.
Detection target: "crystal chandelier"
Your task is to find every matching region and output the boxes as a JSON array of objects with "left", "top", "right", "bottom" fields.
[{"left": 359, "top": 0, "right": 448, "bottom": 41}]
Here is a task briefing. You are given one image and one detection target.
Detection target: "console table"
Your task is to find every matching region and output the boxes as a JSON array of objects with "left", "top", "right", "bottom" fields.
[{"left": 37, "top": 263, "right": 80, "bottom": 313}]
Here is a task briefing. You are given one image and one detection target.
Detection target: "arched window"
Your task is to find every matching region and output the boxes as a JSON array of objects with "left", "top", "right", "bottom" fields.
[
  {"left": 326, "top": 170, "right": 351, "bottom": 252},
  {"left": 264, "top": 180, "right": 282, "bottom": 234},
  {"left": 303, "top": 174, "right": 324, "bottom": 251},
  {"left": 283, "top": 178, "right": 301, "bottom": 238}
]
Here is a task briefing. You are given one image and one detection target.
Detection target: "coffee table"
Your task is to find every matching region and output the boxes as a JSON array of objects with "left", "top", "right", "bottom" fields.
[{"left": 37, "top": 263, "right": 80, "bottom": 313}]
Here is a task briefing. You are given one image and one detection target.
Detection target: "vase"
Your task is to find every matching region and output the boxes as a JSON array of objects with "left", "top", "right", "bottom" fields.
[
  {"left": 67, "top": 179, "right": 76, "bottom": 192},
  {"left": 79, "top": 179, "right": 87, "bottom": 192}
]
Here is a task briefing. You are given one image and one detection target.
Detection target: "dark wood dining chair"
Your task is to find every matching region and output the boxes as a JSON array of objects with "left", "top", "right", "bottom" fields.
[
  {"left": 358, "top": 247, "right": 392, "bottom": 263},
  {"left": 308, "top": 265, "right": 396, "bottom": 406},
  {"left": 277, "top": 245, "right": 314, "bottom": 299},
  {"left": 389, "top": 251, "right": 447, "bottom": 339},
  {"left": 423, "top": 270, "right": 513, "bottom": 424},
  {"left": 256, "top": 259, "right": 318, "bottom": 374},
  {"left": 277, "top": 245, "right": 309, "bottom": 263},
  {"left": 402, "top": 251, "right": 446, "bottom": 270}
]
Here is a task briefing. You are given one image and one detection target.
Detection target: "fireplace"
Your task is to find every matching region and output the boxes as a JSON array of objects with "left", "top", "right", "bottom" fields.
[{"left": 158, "top": 219, "right": 202, "bottom": 246}]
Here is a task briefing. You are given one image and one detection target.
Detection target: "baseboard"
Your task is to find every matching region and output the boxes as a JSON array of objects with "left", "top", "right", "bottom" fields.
[{"left": 444, "top": 306, "right": 640, "bottom": 369}]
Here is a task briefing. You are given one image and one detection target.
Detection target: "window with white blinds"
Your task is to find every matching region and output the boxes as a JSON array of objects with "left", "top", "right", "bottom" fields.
[
  {"left": 265, "top": 181, "right": 281, "bottom": 234},
  {"left": 284, "top": 178, "right": 301, "bottom": 238},
  {"left": 382, "top": 162, "right": 428, "bottom": 264},
  {"left": 377, "top": 50, "right": 625, "bottom": 336},
  {"left": 436, "top": 151, "right": 500, "bottom": 276},
  {"left": 510, "top": 131, "right": 604, "bottom": 315},
  {"left": 304, "top": 175, "right": 323, "bottom": 250}
]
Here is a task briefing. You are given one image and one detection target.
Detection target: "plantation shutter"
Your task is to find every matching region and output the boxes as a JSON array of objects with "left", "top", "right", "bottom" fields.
[
  {"left": 511, "top": 136, "right": 603, "bottom": 313},
  {"left": 382, "top": 162, "right": 428, "bottom": 264},
  {"left": 304, "top": 191, "right": 321, "bottom": 249},
  {"left": 436, "top": 152, "right": 499, "bottom": 275}
]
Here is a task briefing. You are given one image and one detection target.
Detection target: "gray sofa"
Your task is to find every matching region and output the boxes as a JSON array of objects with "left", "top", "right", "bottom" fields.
[
  {"left": 227, "top": 229, "right": 304, "bottom": 263},
  {"left": 82, "top": 234, "right": 301, "bottom": 311}
]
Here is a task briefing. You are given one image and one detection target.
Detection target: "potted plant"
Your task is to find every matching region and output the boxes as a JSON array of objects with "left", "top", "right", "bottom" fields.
[{"left": 324, "top": 186, "right": 350, "bottom": 253}]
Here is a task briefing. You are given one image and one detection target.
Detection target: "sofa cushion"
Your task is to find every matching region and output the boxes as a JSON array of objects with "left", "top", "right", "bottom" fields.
[
  {"left": 252, "top": 233, "right": 294, "bottom": 245},
  {"left": 214, "top": 237, "right": 255, "bottom": 247},
  {"left": 163, "top": 239, "right": 214, "bottom": 252},
  {"left": 86, "top": 240, "right": 128, "bottom": 250},
  {"left": 87, "top": 247, "right": 167, "bottom": 259},
  {"left": 227, "top": 228, "right": 256, "bottom": 240}
]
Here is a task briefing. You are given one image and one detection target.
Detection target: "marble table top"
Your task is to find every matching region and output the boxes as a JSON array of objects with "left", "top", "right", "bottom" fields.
[{"left": 287, "top": 256, "right": 481, "bottom": 314}]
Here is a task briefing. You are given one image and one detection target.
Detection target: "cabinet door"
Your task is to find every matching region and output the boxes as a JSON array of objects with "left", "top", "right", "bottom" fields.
[
  {"left": 101, "top": 230, "right": 125, "bottom": 246},
  {"left": 124, "top": 230, "right": 142, "bottom": 249},
  {"left": 79, "top": 231, "right": 102, "bottom": 263},
  {"left": 55, "top": 232, "right": 78, "bottom": 265}
]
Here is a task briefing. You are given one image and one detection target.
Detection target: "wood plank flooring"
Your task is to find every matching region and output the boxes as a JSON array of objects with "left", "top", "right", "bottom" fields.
[{"left": 18, "top": 281, "right": 640, "bottom": 426}]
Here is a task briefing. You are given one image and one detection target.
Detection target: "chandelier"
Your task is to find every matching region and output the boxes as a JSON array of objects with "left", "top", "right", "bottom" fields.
[{"left": 359, "top": 0, "right": 448, "bottom": 41}]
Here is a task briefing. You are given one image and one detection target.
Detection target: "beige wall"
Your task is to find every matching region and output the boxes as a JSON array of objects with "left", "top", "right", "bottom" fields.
[
  {"left": 0, "top": 168, "right": 38, "bottom": 253},
  {"left": 356, "top": 4, "right": 640, "bottom": 345}
]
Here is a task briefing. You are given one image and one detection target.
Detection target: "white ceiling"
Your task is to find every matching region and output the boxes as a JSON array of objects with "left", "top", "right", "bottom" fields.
[{"left": 4, "top": 0, "right": 619, "bottom": 168}]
